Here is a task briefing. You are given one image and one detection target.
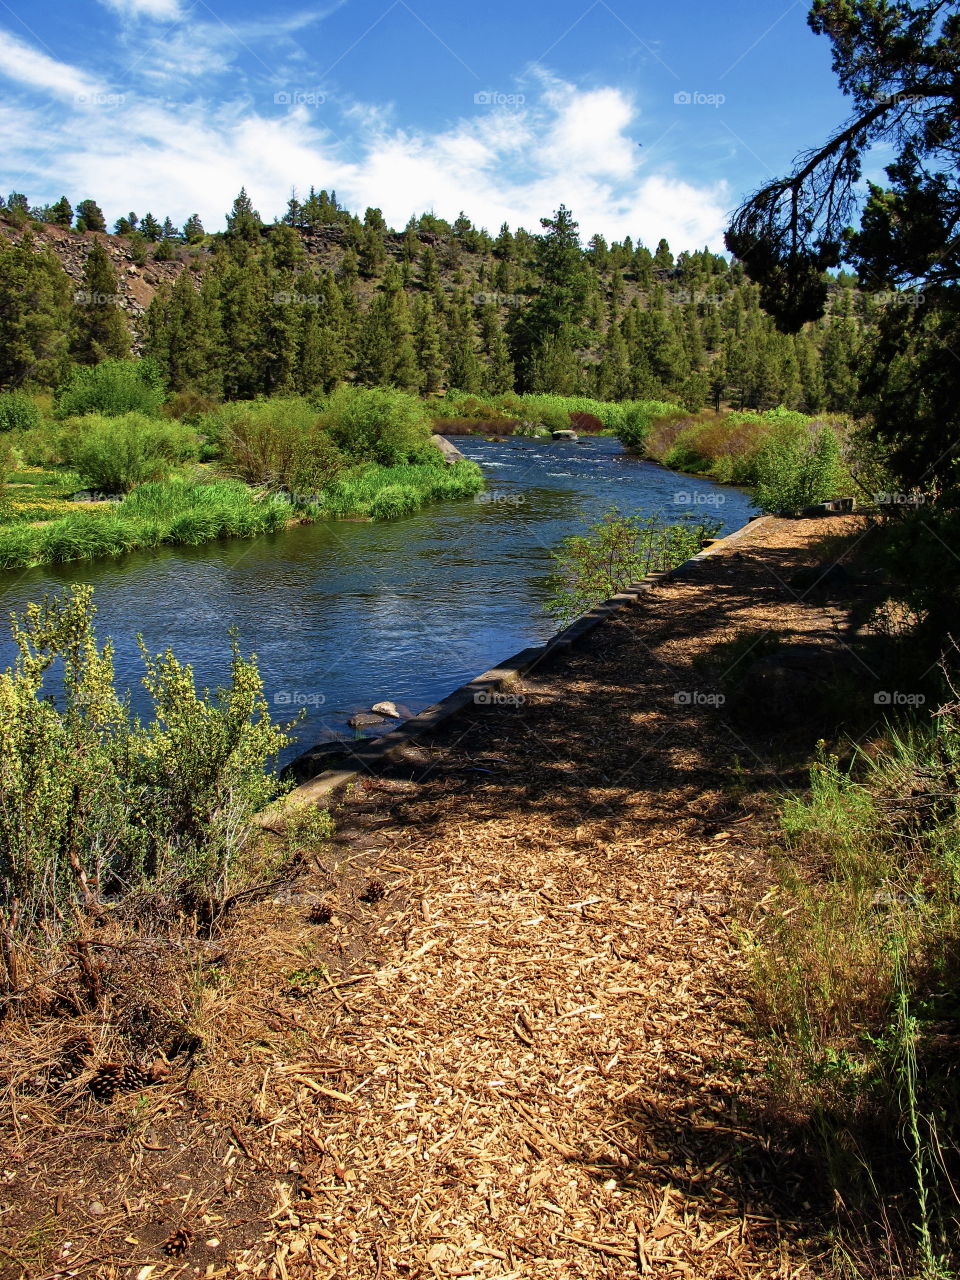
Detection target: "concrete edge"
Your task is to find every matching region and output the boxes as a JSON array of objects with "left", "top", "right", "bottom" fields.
[{"left": 257, "top": 514, "right": 774, "bottom": 820}]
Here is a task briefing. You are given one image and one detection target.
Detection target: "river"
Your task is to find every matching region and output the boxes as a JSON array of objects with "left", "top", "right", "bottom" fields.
[{"left": 0, "top": 437, "right": 756, "bottom": 762}]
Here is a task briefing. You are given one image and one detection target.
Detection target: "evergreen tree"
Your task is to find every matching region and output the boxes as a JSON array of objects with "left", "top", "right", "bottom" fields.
[
  {"left": 359, "top": 207, "right": 387, "bottom": 278},
  {"left": 653, "top": 238, "right": 674, "bottom": 272},
  {"left": 598, "top": 319, "right": 631, "bottom": 401},
  {"left": 225, "top": 188, "right": 263, "bottom": 243},
  {"left": 445, "top": 293, "right": 482, "bottom": 393},
  {"left": 48, "top": 197, "right": 73, "bottom": 229},
  {"left": 139, "top": 213, "right": 162, "bottom": 242},
  {"left": 0, "top": 233, "right": 73, "bottom": 387},
  {"left": 479, "top": 301, "right": 514, "bottom": 393},
  {"left": 145, "top": 268, "right": 223, "bottom": 397},
  {"left": 183, "top": 213, "right": 205, "bottom": 244},
  {"left": 413, "top": 294, "right": 444, "bottom": 394},
  {"left": 297, "top": 272, "right": 347, "bottom": 393},
  {"left": 75, "top": 199, "right": 106, "bottom": 233},
  {"left": 511, "top": 205, "right": 587, "bottom": 391},
  {"left": 70, "top": 241, "right": 130, "bottom": 363},
  {"left": 356, "top": 293, "right": 394, "bottom": 386},
  {"left": 217, "top": 250, "right": 267, "bottom": 397}
]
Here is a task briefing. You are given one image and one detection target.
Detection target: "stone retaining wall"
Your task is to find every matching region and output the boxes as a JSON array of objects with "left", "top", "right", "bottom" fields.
[{"left": 259, "top": 515, "right": 771, "bottom": 821}]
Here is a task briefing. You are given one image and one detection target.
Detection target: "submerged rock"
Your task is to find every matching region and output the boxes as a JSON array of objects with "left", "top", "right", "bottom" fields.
[{"left": 348, "top": 712, "right": 387, "bottom": 729}]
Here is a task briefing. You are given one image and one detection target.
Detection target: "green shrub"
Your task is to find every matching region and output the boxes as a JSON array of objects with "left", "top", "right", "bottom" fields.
[
  {"left": 547, "top": 508, "right": 721, "bottom": 621},
  {"left": 211, "top": 397, "right": 346, "bottom": 496},
  {"left": 755, "top": 419, "right": 848, "bottom": 515},
  {"left": 10, "top": 423, "right": 64, "bottom": 467},
  {"left": 62, "top": 412, "right": 199, "bottom": 493},
  {"left": 0, "top": 585, "right": 288, "bottom": 941},
  {"left": 319, "top": 386, "right": 433, "bottom": 466},
  {"left": 54, "top": 359, "right": 166, "bottom": 418},
  {"left": 0, "top": 391, "right": 43, "bottom": 433},
  {"left": 613, "top": 400, "right": 683, "bottom": 451}
]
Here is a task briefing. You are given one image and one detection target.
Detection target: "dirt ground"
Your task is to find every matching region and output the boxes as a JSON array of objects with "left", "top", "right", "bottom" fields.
[{"left": 0, "top": 514, "right": 876, "bottom": 1280}]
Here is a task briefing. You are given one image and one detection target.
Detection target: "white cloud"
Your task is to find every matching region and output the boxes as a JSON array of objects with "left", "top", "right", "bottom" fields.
[
  {"left": 98, "top": 0, "right": 183, "bottom": 21},
  {"left": 0, "top": 29, "right": 103, "bottom": 101},
  {"left": 0, "top": 40, "right": 729, "bottom": 249}
]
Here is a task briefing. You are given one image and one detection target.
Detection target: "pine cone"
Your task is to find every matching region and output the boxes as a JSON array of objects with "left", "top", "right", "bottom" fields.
[
  {"left": 309, "top": 902, "right": 333, "bottom": 924},
  {"left": 121, "top": 1064, "right": 151, "bottom": 1092},
  {"left": 48, "top": 1034, "right": 95, "bottom": 1090},
  {"left": 163, "top": 1227, "right": 193, "bottom": 1257},
  {"left": 89, "top": 1062, "right": 124, "bottom": 1103},
  {"left": 361, "top": 877, "right": 386, "bottom": 904}
]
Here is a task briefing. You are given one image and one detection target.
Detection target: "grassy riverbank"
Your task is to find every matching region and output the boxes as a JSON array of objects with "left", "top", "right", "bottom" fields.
[
  {"left": 0, "top": 365, "right": 858, "bottom": 571},
  {"left": 0, "top": 377, "right": 484, "bottom": 569}
]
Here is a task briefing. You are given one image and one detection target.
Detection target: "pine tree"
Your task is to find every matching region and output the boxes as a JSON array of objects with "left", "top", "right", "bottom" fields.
[
  {"left": 0, "top": 233, "right": 73, "bottom": 387},
  {"left": 445, "top": 293, "right": 482, "bottom": 393},
  {"left": 145, "top": 269, "right": 223, "bottom": 397},
  {"left": 478, "top": 301, "right": 514, "bottom": 393},
  {"left": 48, "top": 197, "right": 73, "bottom": 228},
  {"left": 183, "top": 214, "right": 205, "bottom": 244},
  {"left": 75, "top": 199, "right": 106, "bottom": 232},
  {"left": 511, "top": 205, "right": 587, "bottom": 391},
  {"left": 598, "top": 319, "right": 631, "bottom": 401},
  {"left": 225, "top": 188, "right": 263, "bottom": 243},
  {"left": 359, "top": 207, "right": 387, "bottom": 278},
  {"left": 413, "top": 294, "right": 444, "bottom": 394},
  {"left": 217, "top": 251, "right": 267, "bottom": 397},
  {"left": 70, "top": 241, "right": 130, "bottom": 364},
  {"left": 419, "top": 246, "right": 440, "bottom": 291}
]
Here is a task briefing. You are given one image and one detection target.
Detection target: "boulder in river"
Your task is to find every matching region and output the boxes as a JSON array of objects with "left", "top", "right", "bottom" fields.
[
  {"left": 430, "top": 434, "right": 466, "bottom": 464},
  {"left": 371, "top": 700, "right": 402, "bottom": 719},
  {"left": 348, "top": 713, "right": 388, "bottom": 729}
]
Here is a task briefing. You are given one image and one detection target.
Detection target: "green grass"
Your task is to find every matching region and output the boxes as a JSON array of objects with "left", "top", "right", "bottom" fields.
[
  {"left": 746, "top": 721, "right": 960, "bottom": 1275},
  {"left": 0, "top": 457, "right": 485, "bottom": 570},
  {"left": 320, "top": 458, "right": 484, "bottom": 519},
  {"left": 0, "top": 479, "right": 291, "bottom": 569}
]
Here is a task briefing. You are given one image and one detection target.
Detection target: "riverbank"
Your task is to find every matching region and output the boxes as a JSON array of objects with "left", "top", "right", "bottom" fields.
[
  {"left": 0, "top": 457, "right": 485, "bottom": 570},
  {"left": 0, "top": 511, "right": 877, "bottom": 1278}
]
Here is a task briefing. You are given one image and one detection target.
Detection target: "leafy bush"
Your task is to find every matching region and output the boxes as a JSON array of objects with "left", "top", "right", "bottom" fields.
[
  {"left": 9, "top": 423, "right": 64, "bottom": 467},
  {"left": 62, "top": 412, "right": 199, "bottom": 493},
  {"left": 54, "top": 359, "right": 166, "bottom": 419},
  {"left": 162, "top": 389, "right": 219, "bottom": 423},
  {"left": 755, "top": 419, "right": 848, "bottom": 515},
  {"left": 0, "top": 391, "right": 42, "bottom": 433},
  {"left": 547, "top": 508, "right": 721, "bottom": 621},
  {"left": 0, "top": 585, "right": 288, "bottom": 944},
  {"left": 319, "top": 386, "right": 434, "bottom": 465},
  {"left": 612, "top": 400, "right": 684, "bottom": 451},
  {"left": 213, "top": 398, "right": 346, "bottom": 496}
]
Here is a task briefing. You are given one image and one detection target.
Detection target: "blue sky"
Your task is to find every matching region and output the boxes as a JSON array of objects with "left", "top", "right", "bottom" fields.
[{"left": 0, "top": 0, "right": 856, "bottom": 250}]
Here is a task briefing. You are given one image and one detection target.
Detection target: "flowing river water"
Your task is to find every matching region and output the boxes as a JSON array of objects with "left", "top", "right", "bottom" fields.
[{"left": 0, "top": 437, "right": 756, "bottom": 763}]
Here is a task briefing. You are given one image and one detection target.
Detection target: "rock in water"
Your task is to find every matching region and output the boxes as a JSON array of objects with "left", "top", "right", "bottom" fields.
[
  {"left": 372, "top": 701, "right": 402, "bottom": 719},
  {"left": 348, "top": 713, "right": 387, "bottom": 729}
]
